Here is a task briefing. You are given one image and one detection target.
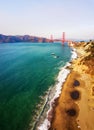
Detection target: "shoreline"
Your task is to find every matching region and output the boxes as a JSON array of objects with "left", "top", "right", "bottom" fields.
[
  {"left": 49, "top": 41, "right": 94, "bottom": 130},
  {"left": 37, "top": 46, "right": 77, "bottom": 130},
  {"left": 34, "top": 64, "right": 71, "bottom": 130}
]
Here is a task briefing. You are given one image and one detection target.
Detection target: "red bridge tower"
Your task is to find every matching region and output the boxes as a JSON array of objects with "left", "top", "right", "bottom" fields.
[
  {"left": 50, "top": 34, "right": 53, "bottom": 43},
  {"left": 62, "top": 32, "right": 65, "bottom": 45}
]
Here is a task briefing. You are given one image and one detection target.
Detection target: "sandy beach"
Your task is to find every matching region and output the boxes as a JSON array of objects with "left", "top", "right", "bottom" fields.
[{"left": 49, "top": 41, "right": 94, "bottom": 130}]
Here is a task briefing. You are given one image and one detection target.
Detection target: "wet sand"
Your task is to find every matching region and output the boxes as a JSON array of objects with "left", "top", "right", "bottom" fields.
[{"left": 49, "top": 42, "right": 94, "bottom": 130}]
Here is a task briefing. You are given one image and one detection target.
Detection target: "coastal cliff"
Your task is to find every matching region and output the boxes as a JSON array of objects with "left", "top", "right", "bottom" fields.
[
  {"left": 49, "top": 41, "right": 94, "bottom": 130},
  {"left": 0, "top": 34, "right": 50, "bottom": 43}
]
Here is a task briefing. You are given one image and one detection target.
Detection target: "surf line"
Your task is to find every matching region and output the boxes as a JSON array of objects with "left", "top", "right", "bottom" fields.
[
  {"left": 38, "top": 47, "right": 78, "bottom": 130},
  {"left": 32, "top": 88, "right": 51, "bottom": 130}
]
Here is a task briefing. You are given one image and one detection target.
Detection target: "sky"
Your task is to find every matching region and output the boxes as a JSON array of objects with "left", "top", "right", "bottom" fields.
[{"left": 0, "top": 0, "right": 94, "bottom": 40}]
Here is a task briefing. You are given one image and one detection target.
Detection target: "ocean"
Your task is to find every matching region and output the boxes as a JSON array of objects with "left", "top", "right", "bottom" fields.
[{"left": 0, "top": 42, "right": 72, "bottom": 130}]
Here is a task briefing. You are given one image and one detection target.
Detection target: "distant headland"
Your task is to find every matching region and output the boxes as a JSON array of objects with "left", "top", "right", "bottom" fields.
[{"left": 0, "top": 34, "right": 50, "bottom": 43}]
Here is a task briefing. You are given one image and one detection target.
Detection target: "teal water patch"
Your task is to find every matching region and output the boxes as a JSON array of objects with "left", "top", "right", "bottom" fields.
[{"left": 0, "top": 42, "right": 71, "bottom": 130}]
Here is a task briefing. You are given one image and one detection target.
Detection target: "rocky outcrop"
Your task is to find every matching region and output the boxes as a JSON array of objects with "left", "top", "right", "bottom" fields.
[
  {"left": 75, "top": 41, "right": 94, "bottom": 74},
  {"left": 0, "top": 34, "right": 50, "bottom": 43}
]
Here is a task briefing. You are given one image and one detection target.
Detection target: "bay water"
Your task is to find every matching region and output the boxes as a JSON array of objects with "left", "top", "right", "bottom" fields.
[{"left": 0, "top": 42, "right": 71, "bottom": 130}]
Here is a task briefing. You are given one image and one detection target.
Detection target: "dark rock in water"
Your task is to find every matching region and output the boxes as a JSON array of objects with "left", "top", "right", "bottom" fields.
[
  {"left": 57, "top": 56, "right": 60, "bottom": 58},
  {"left": 70, "top": 90, "right": 80, "bottom": 100},
  {"left": 66, "top": 109, "right": 76, "bottom": 116},
  {"left": 73, "top": 80, "right": 80, "bottom": 86}
]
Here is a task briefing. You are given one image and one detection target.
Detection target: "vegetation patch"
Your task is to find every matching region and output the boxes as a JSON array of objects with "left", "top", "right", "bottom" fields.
[
  {"left": 66, "top": 108, "right": 76, "bottom": 116},
  {"left": 70, "top": 90, "right": 80, "bottom": 100},
  {"left": 73, "top": 80, "right": 80, "bottom": 87}
]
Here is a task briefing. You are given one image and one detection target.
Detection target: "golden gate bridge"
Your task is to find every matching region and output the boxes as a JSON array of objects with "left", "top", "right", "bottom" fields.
[{"left": 50, "top": 32, "right": 74, "bottom": 46}]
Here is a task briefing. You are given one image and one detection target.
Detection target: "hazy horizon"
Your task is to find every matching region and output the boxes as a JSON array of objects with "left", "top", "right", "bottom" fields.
[{"left": 0, "top": 0, "right": 94, "bottom": 40}]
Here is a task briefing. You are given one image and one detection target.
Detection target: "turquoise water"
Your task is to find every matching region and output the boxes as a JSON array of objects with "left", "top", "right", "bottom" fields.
[{"left": 0, "top": 42, "right": 71, "bottom": 130}]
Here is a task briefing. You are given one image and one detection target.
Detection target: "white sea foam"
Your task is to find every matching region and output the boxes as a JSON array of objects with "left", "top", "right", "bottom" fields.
[
  {"left": 38, "top": 65, "right": 70, "bottom": 130},
  {"left": 38, "top": 48, "right": 77, "bottom": 130},
  {"left": 38, "top": 119, "right": 50, "bottom": 130},
  {"left": 71, "top": 48, "right": 77, "bottom": 60}
]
